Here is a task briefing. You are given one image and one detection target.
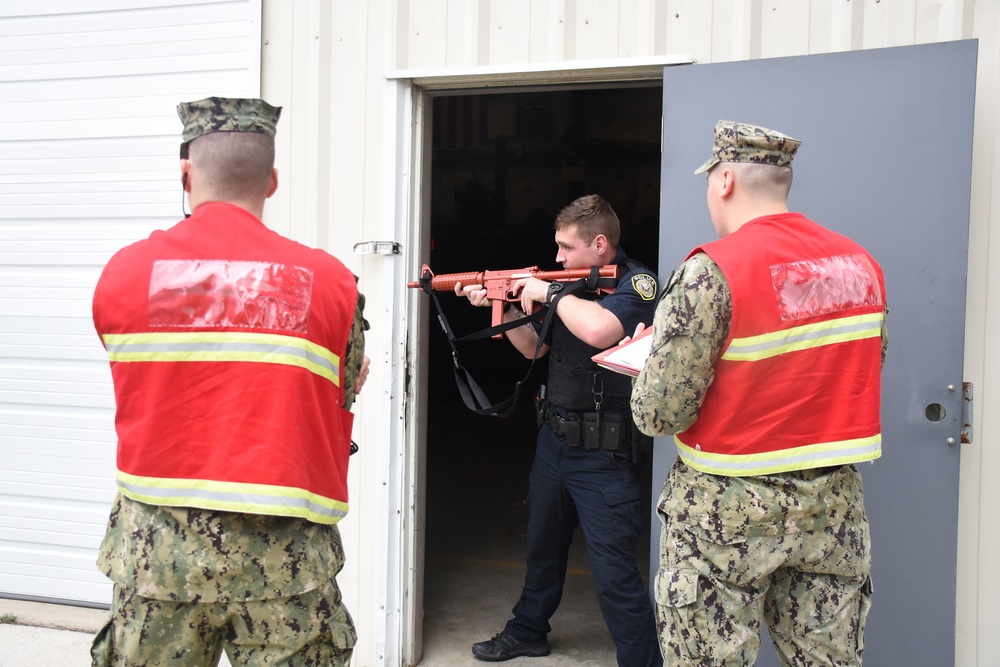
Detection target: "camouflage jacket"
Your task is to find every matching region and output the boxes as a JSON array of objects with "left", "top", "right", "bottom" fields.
[{"left": 630, "top": 253, "right": 730, "bottom": 436}]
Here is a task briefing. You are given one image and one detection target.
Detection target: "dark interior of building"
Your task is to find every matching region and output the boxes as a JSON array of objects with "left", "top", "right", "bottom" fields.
[{"left": 420, "top": 84, "right": 663, "bottom": 665}]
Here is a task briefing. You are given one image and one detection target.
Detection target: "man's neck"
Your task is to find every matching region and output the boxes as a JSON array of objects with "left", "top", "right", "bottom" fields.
[
  {"left": 726, "top": 202, "right": 789, "bottom": 235},
  {"left": 191, "top": 197, "right": 266, "bottom": 220}
]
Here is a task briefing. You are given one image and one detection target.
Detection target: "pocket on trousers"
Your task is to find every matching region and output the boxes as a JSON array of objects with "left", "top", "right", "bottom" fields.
[
  {"left": 654, "top": 568, "right": 699, "bottom": 608},
  {"left": 89, "top": 614, "right": 114, "bottom": 667},
  {"left": 325, "top": 580, "right": 358, "bottom": 653},
  {"left": 855, "top": 575, "right": 874, "bottom": 658},
  {"left": 600, "top": 479, "right": 641, "bottom": 506},
  {"left": 654, "top": 568, "right": 703, "bottom": 661}
]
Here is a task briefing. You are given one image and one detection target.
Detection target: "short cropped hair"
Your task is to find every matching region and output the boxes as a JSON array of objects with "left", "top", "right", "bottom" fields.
[
  {"left": 188, "top": 131, "right": 275, "bottom": 202},
  {"left": 730, "top": 162, "right": 793, "bottom": 200},
  {"left": 554, "top": 194, "right": 621, "bottom": 248}
]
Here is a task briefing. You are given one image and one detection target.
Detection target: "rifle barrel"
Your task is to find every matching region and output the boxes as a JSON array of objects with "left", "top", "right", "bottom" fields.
[{"left": 407, "top": 265, "right": 619, "bottom": 291}]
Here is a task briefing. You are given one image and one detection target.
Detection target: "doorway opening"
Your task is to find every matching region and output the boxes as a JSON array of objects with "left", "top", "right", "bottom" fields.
[{"left": 419, "top": 83, "right": 663, "bottom": 664}]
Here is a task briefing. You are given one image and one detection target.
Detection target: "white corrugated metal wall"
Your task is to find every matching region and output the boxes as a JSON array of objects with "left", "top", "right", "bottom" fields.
[
  {"left": 0, "top": 0, "right": 260, "bottom": 606},
  {"left": 263, "top": 1, "right": 999, "bottom": 664}
]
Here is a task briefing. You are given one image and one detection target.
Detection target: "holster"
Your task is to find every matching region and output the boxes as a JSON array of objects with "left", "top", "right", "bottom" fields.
[
  {"left": 535, "top": 385, "right": 547, "bottom": 428},
  {"left": 632, "top": 429, "right": 652, "bottom": 467}
]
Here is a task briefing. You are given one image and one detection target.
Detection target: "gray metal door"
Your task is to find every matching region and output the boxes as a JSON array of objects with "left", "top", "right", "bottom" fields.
[{"left": 652, "top": 40, "right": 977, "bottom": 666}]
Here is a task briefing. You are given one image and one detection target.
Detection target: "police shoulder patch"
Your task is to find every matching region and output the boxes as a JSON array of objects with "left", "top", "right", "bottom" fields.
[{"left": 631, "top": 273, "right": 657, "bottom": 301}]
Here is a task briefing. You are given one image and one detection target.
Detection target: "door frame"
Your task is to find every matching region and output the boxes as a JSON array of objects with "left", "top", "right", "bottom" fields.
[{"left": 384, "top": 54, "right": 692, "bottom": 666}]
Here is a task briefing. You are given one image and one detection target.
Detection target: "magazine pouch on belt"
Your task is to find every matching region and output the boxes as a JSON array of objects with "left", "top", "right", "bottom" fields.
[{"left": 583, "top": 412, "right": 623, "bottom": 451}]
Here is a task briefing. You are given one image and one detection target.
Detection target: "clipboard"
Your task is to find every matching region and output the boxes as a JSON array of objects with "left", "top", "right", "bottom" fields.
[{"left": 591, "top": 326, "right": 654, "bottom": 377}]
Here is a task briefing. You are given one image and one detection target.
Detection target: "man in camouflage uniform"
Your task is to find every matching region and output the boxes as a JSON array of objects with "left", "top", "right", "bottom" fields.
[
  {"left": 90, "top": 97, "right": 370, "bottom": 667},
  {"left": 631, "top": 120, "right": 888, "bottom": 666}
]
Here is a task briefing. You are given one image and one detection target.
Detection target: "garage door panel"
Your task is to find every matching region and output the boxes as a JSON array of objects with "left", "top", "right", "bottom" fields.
[
  {"left": 0, "top": 480, "right": 114, "bottom": 505},
  {"left": 0, "top": 70, "right": 249, "bottom": 103},
  {"left": 2, "top": 436, "right": 114, "bottom": 459},
  {"left": 0, "top": 0, "right": 259, "bottom": 606},
  {"left": 0, "top": 137, "right": 174, "bottom": 161},
  {"left": 0, "top": 454, "right": 114, "bottom": 479}
]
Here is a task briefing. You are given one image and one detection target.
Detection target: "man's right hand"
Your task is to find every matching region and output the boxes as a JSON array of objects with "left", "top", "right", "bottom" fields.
[
  {"left": 454, "top": 281, "right": 491, "bottom": 307},
  {"left": 354, "top": 355, "right": 371, "bottom": 396}
]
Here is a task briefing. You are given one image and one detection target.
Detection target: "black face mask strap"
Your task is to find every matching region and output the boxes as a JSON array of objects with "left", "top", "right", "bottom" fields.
[{"left": 181, "top": 173, "right": 191, "bottom": 219}]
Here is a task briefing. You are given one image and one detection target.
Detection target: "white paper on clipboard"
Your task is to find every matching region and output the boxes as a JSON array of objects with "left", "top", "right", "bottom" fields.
[{"left": 591, "top": 326, "right": 654, "bottom": 377}]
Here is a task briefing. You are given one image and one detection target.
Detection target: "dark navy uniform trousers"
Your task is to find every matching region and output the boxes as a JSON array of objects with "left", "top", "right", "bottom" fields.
[{"left": 504, "top": 421, "right": 662, "bottom": 667}]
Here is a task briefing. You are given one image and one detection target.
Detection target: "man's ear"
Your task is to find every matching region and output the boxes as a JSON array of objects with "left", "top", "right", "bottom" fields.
[
  {"left": 180, "top": 159, "right": 192, "bottom": 192},
  {"left": 719, "top": 166, "right": 736, "bottom": 198},
  {"left": 266, "top": 168, "right": 279, "bottom": 199},
  {"left": 592, "top": 233, "right": 609, "bottom": 255}
]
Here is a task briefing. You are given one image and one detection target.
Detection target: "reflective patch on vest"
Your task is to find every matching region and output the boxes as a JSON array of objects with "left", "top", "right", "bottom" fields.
[
  {"left": 631, "top": 273, "right": 658, "bottom": 301},
  {"left": 770, "top": 254, "right": 882, "bottom": 322},
  {"left": 102, "top": 331, "right": 341, "bottom": 386},
  {"left": 116, "top": 470, "right": 349, "bottom": 524},
  {"left": 675, "top": 433, "right": 882, "bottom": 476},
  {"left": 722, "top": 312, "right": 882, "bottom": 362},
  {"left": 149, "top": 259, "right": 314, "bottom": 332}
]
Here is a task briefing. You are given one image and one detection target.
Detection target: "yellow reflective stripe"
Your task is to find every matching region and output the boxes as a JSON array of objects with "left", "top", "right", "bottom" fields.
[
  {"left": 722, "top": 312, "right": 883, "bottom": 362},
  {"left": 103, "top": 331, "right": 341, "bottom": 386},
  {"left": 675, "top": 434, "right": 881, "bottom": 476},
  {"left": 116, "top": 470, "right": 349, "bottom": 525}
]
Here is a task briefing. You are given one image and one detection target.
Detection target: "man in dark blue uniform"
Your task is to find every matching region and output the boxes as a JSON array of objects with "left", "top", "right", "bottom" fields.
[{"left": 455, "top": 194, "right": 662, "bottom": 666}]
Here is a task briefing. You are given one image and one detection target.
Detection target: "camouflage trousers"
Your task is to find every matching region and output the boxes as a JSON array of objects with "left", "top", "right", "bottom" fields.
[
  {"left": 90, "top": 577, "right": 356, "bottom": 667},
  {"left": 653, "top": 459, "right": 872, "bottom": 667}
]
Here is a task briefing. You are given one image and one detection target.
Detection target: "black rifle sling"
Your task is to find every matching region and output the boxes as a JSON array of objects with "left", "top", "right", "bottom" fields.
[{"left": 420, "top": 276, "right": 592, "bottom": 417}]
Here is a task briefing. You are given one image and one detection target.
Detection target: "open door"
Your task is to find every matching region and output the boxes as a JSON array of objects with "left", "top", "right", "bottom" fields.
[
  {"left": 413, "top": 85, "right": 663, "bottom": 665},
  {"left": 653, "top": 40, "right": 977, "bottom": 666}
]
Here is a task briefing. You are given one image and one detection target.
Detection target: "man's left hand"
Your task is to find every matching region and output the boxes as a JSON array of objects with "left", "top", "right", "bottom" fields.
[
  {"left": 354, "top": 355, "right": 371, "bottom": 395},
  {"left": 513, "top": 278, "right": 551, "bottom": 313}
]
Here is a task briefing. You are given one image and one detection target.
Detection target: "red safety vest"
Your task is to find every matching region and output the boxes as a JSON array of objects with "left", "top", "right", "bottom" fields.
[
  {"left": 676, "top": 212, "right": 885, "bottom": 476},
  {"left": 93, "top": 202, "right": 358, "bottom": 523}
]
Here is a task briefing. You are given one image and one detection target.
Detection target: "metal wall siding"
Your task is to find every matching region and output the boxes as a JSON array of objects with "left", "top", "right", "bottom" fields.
[
  {"left": 616, "top": 0, "right": 653, "bottom": 57},
  {"left": 393, "top": 0, "right": 983, "bottom": 67},
  {"left": 0, "top": 0, "right": 257, "bottom": 606},
  {"left": 484, "top": 1, "right": 531, "bottom": 63}
]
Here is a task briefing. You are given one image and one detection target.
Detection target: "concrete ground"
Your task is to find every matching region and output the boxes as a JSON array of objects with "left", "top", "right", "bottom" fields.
[{"left": 0, "top": 599, "right": 118, "bottom": 667}]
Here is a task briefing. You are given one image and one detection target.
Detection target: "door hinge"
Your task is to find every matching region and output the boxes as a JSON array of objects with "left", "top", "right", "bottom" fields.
[
  {"left": 354, "top": 241, "right": 402, "bottom": 256},
  {"left": 961, "top": 381, "right": 973, "bottom": 444}
]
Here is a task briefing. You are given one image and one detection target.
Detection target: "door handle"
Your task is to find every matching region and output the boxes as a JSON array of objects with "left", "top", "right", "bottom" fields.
[{"left": 354, "top": 241, "right": 402, "bottom": 256}]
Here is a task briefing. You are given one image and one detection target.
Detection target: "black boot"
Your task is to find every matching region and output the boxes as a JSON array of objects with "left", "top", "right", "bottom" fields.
[{"left": 471, "top": 631, "right": 551, "bottom": 661}]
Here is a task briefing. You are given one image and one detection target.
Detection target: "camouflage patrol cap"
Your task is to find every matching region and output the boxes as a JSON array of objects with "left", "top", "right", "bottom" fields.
[
  {"left": 177, "top": 96, "right": 282, "bottom": 158},
  {"left": 693, "top": 120, "right": 801, "bottom": 175}
]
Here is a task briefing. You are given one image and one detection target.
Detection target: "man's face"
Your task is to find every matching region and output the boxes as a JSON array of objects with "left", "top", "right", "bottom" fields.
[{"left": 554, "top": 224, "right": 599, "bottom": 269}]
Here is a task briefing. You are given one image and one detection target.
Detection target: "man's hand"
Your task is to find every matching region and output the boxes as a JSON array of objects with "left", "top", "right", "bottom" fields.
[
  {"left": 512, "top": 277, "right": 551, "bottom": 313},
  {"left": 620, "top": 322, "right": 647, "bottom": 345},
  {"left": 454, "top": 281, "right": 491, "bottom": 307},
  {"left": 354, "top": 355, "right": 370, "bottom": 395}
]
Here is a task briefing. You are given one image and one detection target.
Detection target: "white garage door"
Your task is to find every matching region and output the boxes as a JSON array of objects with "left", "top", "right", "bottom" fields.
[{"left": 0, "top": 0, "right": 260, "bottom": 607}]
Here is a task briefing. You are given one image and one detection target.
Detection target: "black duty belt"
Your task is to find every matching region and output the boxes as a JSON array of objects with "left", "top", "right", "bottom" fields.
[{"left": 546, "top": 410, "right": 626, "bottom": 452}]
